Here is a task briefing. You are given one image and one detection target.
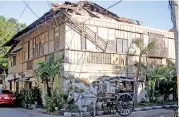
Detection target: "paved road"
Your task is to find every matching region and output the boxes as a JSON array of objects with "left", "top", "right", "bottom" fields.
[
  {"left": 0, "top": 108, "right": 174, "bottom": 117},
  {"left": 99, "top": 109, "right": 174, "bottom": 117},
  {"left": 130, "top": 109, "right": 174, "bottom": 117},
  {"left": 0, "top": 107, "right": 62, "bottom": 117}
]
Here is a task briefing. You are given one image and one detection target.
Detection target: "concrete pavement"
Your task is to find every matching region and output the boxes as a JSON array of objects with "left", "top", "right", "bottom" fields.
[
  {"left": 99, "top": 109, "right": 174, "bottom": 117},
  {"left": 0, "top": 108, "right": 174, "bottom": 117}
]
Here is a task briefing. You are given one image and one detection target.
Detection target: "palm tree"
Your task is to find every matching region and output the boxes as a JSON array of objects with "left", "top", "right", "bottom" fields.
[
  {"left": 132, "top": 38, "right": 156, "bottom": 103},
  {"left": 35, "top": 54, "right": 63, "bottom": 96}
]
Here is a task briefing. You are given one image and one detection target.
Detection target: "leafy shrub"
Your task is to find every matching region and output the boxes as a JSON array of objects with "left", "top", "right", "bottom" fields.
[
  {"left": 29, "top": 87, "right": 42, "bottom": 105},
  {"left": 17, "top": 89, "right": 32, "bottom": 108},
  {"left": 14, "top": 87, "right": 42, "bottom": 108},
  {"left": 45, "top": 90, "right": 68, "bottom": 113},
  {"left": 45, "top": 89, "right": 79, "bottom": 113},
  {"left": 45, "top": 95, "right": 57, "bottom": 113}
]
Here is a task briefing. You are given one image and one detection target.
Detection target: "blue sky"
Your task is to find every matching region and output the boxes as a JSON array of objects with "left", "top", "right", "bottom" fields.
[{"left": 0, "top": 1, "right": 173, "bottom": 31}]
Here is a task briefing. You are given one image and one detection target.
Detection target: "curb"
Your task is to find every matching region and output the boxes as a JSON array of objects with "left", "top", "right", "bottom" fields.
[
  {"left": 60, "top": 104, "right": 177, "bottom": 116},
  {"left": 133, "top": 104, "right": 177, "bottom": 112}
]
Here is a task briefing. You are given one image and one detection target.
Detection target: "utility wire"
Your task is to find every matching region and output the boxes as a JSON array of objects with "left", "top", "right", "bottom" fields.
[
  {"left": 22, "top": 1, "right": 38, "bottom": 19},
  {"left": 23, "top": 0, "right": 71, "bottom": 49},
  {"left": 83, "top": 0, "right": 122, "bottom": 23},
  {"left": 22, "top": 1, "right": 55, "bottom": 28},
  {"left": 108, "top": 0, "right": 122, "bottom": 9},
  {"left": 0, "top": 0, "right": 30, "bottom": 41}
]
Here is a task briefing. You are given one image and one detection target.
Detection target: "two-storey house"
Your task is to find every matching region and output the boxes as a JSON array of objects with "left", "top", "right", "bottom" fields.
[{"left": 3, "top": 1, "right": 175, "bottom": 101}]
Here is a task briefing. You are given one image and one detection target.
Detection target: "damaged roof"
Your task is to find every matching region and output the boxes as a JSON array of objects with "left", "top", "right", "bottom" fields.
[{"left": 4, "top": 1, "right": 139, "bottom": 47}]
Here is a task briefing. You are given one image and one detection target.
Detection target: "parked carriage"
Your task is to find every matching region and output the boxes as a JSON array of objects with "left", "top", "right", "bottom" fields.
[
  {"left": 67, "top": 76, "right": 135, "bottom": 117},
  {"left": 93, "top": 76, "right": 135, "bottom": 116}
]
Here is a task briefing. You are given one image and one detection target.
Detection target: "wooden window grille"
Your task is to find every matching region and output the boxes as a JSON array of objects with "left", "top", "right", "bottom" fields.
[
  {"left": 28, "top": 41, "right": 30, "bottom": 60},
  {"left": 12, "top": 55, "right": 16, "bottom": 66},
  {"left": 27, "top": 60, "right": 33, "bottom": 70},
  {"left": 117, "top": 38, "right": 128, "bottom": 53}
]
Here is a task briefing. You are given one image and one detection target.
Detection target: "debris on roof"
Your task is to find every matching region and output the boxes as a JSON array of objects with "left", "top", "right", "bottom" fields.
[
  {"left": 4, "top": 1, "right": 139, "bottom": 47},
  {"left": 61, "top": 1, "right": 138, "bottom": 25},
  {"left": 51, "top": 3, "right": 82, "bottom": 15}
]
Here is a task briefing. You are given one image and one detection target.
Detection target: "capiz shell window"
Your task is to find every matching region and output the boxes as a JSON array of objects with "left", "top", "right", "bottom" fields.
[{"left": 117, "top": 38, "right": 128, "bottom": 53}]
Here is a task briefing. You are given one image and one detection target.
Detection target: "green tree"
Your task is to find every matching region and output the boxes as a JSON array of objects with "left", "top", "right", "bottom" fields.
[
  {"left": 0, "top": 16, "right": 26, "bottom": 73},
  {"left": 0, "top": 16, "right": 26, "bottom": 89},
  {"left": 35, "top": 54, "right": 63, "bottom": 97},
  {"left": 132, "top": 38, "right": 156, "bottom": 103}
]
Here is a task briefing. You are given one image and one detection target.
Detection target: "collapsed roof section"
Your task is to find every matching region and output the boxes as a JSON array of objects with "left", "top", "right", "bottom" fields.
[
  {"left": 52, "top": 1, "right": 139, "bottom": 24},
  {"left": 3, "top": 1, "right": 139, "bottom": 47}
]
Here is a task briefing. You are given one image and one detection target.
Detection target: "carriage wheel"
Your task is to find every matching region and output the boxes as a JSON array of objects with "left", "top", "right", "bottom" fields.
[
  {"left": 115, "top": 94, "right": 134, "bottom": 116},
  {"left": 102, "top": 102, "right": 110, "bottom": 114}
]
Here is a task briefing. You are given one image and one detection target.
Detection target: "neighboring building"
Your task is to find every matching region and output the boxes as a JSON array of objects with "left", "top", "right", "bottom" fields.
[{"left": 3, "top": 1, "right": 175, "bottom": 102}]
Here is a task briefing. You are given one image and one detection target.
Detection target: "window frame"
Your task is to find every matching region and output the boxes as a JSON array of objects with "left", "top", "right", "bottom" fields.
[
  {"left": 12, "top": 55, "right": 16, "bottom": 66},
  {"left": 28, "top": 41, "right": 30, "bottom": 60},
  {"left": 116, "top": 38, "right": 128, "bottom": 53}
]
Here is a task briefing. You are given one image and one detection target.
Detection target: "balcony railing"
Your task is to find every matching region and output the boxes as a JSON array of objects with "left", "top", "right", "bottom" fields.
[{"left": 65, "top": 50, "right": 126, "bottom": 66}]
